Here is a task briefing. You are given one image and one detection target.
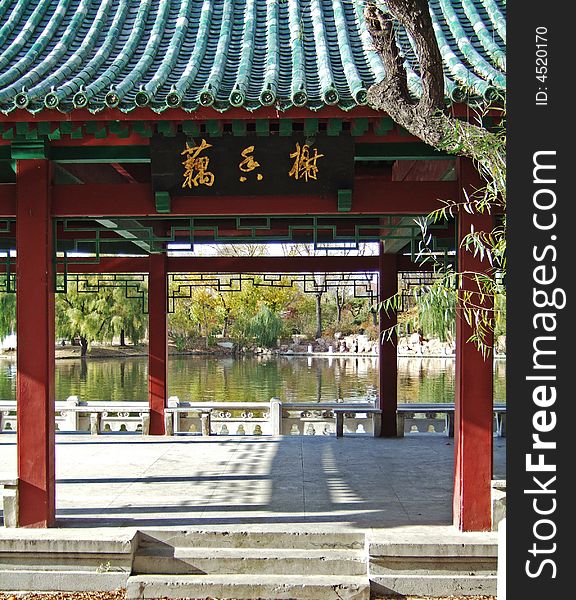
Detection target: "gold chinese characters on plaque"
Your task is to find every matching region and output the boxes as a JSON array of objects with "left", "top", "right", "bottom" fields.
[
  {"left": 181, "top": 139, "right": 215, "bottom": 188},
  {"left": 180, "top": 139, "right": 326, "bottom": 189}
]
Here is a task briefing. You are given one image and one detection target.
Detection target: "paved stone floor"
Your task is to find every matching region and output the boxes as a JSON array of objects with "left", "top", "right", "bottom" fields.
[{"left": 0, "top": 433, "right": 506, "bottom": 532}]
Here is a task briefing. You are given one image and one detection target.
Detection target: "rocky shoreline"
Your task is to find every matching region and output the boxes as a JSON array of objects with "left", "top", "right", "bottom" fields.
[{"left": 0, "top": 329, "right": 505, "bottom": 362}]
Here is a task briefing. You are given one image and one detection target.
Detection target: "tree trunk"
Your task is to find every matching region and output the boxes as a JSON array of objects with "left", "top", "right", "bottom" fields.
[
  {"left": 315, "top": 293, "right": 323, "bottom": 339},
  {"left": 120, "top": 329, "right": 126, "bottom": 347},
  {"left": 334, "top": 289, "right": 344, "bottom": 324},
  {"left": 364, "top": 0, "right": 503, "bottom": 169},
  {"left": 79, "top": 336, "right": 88, "bottom": 358},
  {"left": 80, "top": 357, "right": 87, "bottom": 380}
]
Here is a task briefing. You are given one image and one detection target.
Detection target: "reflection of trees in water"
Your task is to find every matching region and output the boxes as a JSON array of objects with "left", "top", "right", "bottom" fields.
[
  {"left": 80, "top": 358, "right": 87, "bottom": 381},
  {"left": 397, "top": 358, "right": 453, "bottom": 403},
  {"left": 494, "top": 359, "right": 506, "bottom": 402},
  {"left": 0, "top": 359, "right": 16, "bottom": 399},
  {"left": 172, "top": 355, "right": 381, "bottom": 404},
  {"left": 0, "top": 355, "right": 506, "bottom": 404},
  {"left": 54, "top": 358, "right": 147, "bottom": 401}
]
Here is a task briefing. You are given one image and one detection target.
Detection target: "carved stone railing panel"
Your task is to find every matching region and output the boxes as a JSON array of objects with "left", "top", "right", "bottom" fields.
[{"left": 0, "top": 398, "right": 506, "bottom": 438}]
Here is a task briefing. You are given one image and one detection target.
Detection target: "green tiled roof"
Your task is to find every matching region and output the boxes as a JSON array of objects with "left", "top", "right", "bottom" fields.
[{"left": 0, "top": 0, "right": 506, "bottom": 115}]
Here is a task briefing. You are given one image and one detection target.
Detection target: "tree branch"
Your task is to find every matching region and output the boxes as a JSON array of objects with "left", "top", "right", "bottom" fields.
[
  {"left": 364, "top": 0, "right": 448, "bottom": 147},
  {"left": 364, "top": 0, "right": 505, "bottom": 177}
]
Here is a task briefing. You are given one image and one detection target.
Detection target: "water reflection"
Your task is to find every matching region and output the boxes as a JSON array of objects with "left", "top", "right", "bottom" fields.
[{"left": 0, "top": 355, "right": 506, "bottom": 404}]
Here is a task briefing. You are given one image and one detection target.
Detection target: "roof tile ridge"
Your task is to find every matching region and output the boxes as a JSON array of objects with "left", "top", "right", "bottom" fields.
[
  {"left": 229, "top": 0, "right": 258, "bottom": 107},
  {"left": 0, "top": 0, "right": 51, "bottom": 74},
  {"left": 167, "top": 0, "right": 214, "bottom": 108},
  {"left": 136, "top": 0, "right": 194, "bottom": 107},
  {"left": 436, "top": 0, "right": 505, "bottom": 88},
  {"left": 105, "top": 0, "right": 171, "bottom": 108},
  {"left": 0, "top": 0, "right": 69, "bottom": 104},
  {"left": 198, "top": 0, "right": 234, "bottom": 107},
  {"left": 461, "top": 0, "right": 506, "bottom": 71}
]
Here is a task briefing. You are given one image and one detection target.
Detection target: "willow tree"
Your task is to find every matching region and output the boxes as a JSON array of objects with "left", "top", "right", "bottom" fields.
[
  {"left": 0, "top": 292, "right": 16, "bottom": 340},
  {"left": 364, "top": 0, "right": 506, "bottom": 353}
]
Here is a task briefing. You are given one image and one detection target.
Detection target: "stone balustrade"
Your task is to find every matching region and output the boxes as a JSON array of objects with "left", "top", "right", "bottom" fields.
[
  {"left": 0, "top": 397, "right": 506, "bottom": 438},
  {"left": 0, "top": 397, "right": 150, "bottom": 434}
]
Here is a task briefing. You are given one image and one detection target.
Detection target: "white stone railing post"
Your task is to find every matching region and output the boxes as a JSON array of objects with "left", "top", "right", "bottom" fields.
[
  {"left": 164, "top": 412, "right": 173, "bottom": 436},
  {"left": 89, "top": 412, "right": 101, "bottom": 435},
  {"left": 168, "top": 396, "right": 179, "bottom": 434},
  {"left": 200, "top": 410, "right": 212, "bottom": 436},
  {"left": 269, "top": 397, "right": 282, "bottom": 435},
  {"left": 64, "top": 396, "right": 80, "bottom": 430},
  {"left": 1, "top": 479, "right": 19, "bottom": 527},
  {"left": 141, "top": 412, "right": 150, "bottom": 435}
]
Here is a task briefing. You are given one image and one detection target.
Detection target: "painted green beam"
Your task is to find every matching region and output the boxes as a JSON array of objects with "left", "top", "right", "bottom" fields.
[
  {"left": 354, "top": 143, "right": 450, "bottom": 160},
  {"left": 51, "top": 146, "right": 150, "bottom": 163}
]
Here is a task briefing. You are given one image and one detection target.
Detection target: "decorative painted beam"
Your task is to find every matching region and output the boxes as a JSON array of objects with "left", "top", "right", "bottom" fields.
[
  {"left": 165, "top": 256, "right": 381, "bottom": 273},
  {"left": 53, "top": 183, "right": 155, "bottom": 216},
  {"left": 2, "top": 254, "right": 433, "bottom": 275},
  {"left": 49, "top": 179, "right": 455, "bottom": 217}
]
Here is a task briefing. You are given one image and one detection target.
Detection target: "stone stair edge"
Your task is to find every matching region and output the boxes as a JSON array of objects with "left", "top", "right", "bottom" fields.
[
  {"left": 368, "top": 541, "right": 498, "bottom": 558},
  {"left": 0, "top": 569, "right": 129, "bottom": 592},
  {"left": 136, "top": 529, "right": 366, "bottom": 549},
  {"left": 0, "top": 528, "right": 138, "bottom": 554},
  {"left": 125, "top": 572, "right": 371, "bottom": 599},
  {"left": 136, "top": 546, "right": 366, "bottom": 557}
]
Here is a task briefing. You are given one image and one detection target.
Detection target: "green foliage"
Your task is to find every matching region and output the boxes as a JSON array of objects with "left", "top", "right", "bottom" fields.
[
  {"left": 420, "top": 105, "right": 506, "bottom": 355},
  {"left": 166, "top": 275, "right": 378, "bottom": 350},
  {"left": 377, "top": 102, "right": 506, "bottom": 355},
  {"left": 415, "top": 282, "right": 456, "bottom": 343},
  {"left": 249, "top": 305, "right": 283, "bottom": 348},
  {"left": 56, "top": 277, "right": 146, "bottom": 353},
  {"left": 0, "top": 293, "right": 16, "bottom": 339}
]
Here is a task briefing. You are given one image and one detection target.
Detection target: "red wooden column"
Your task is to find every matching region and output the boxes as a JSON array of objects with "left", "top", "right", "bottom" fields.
[
  {"left": 16, "top": 159, "right": 56, "bottom": 527},
  {"left": 378, "top": 246, "right": 398, "bottom": 436},
  {"left": 453, "top": 158, "right": 494, "bottom": 531},
  {"left": 148, "top": 253, "right": 167, "bottom": 434}
]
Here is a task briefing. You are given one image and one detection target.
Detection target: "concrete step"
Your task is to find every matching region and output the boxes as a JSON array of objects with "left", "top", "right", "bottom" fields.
[
  {"left": 368, "top": 536, "right": 498, "bottom": 597},
  {"left": 137, "top": 528, "right": 365, "bottom": 550},
  {"left": 133, "top": 546, "right": 367, "bottom": 576},
  {"left": 0, "top": 569, "right": 129, "bottom": 592},
  {"left": 370, "top": 573, "right": 497, "bottom": 597},
  {"left": 125, "top": 573, "right": 370, "bottom": 600},
  {"left": 0, "top": 528, "right": 136, "bottom": 592}
]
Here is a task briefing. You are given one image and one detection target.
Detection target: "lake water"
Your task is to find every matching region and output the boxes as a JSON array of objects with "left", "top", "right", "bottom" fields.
[{"left": 0, "top": 355, "right": 506, "bottom": 405}]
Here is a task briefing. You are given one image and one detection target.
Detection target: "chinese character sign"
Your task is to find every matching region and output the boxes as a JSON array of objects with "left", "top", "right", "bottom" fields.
[
  {"left": 288, "top": 143, "right": 324, "bottom": 181},
  {"left": 238, "top": 146, "right": 263, "bottom": 182},
  {"left": 181, "top": 139, "right": 215, "bottom": 188},
  {"left": 151, "top": 134, "right": 354, "bottom": 196}
]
